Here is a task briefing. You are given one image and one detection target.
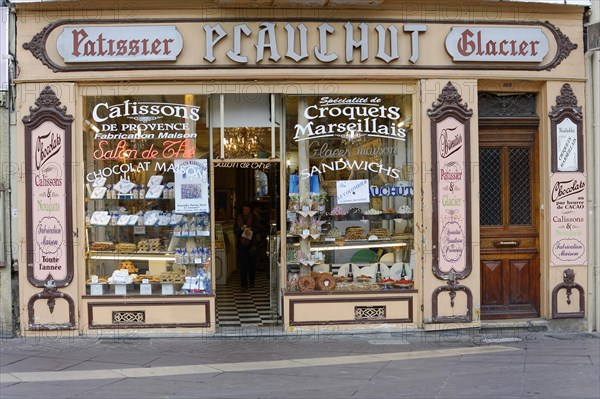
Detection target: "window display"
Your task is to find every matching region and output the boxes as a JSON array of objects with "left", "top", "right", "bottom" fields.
[
  {"left": 285, "top": 95, "right": 415, "bottom": 292},
  {"left": 83, "top": 94, "right": 212, "bottom": 296}
]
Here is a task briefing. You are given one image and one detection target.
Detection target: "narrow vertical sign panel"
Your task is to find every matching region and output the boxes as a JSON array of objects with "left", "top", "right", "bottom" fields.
[
  {"left": 428, "top": 81, "right": 472, "bottom": 280},
  {"left": 436, "top": 117, "right": 467, "bottom": 274},
  {"left": 24, "top": 86, "right": 74, "bottom": 287},
  {"left": 556, "top": 118, "right": 578, "bottom": 172},
  {"left": 550, "top": 172, "right": 587, "bottom": 265},
  {"left": 548, "top": 84, "right": 586, "bottom": 266},
  {"left": 31, "top": 121, "right": 68, "bottom": 281}
]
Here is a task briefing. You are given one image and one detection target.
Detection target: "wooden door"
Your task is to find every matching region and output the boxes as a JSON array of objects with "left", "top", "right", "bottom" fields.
[{"left": 479, "top": 122, "right": 540, "bottom": 319}]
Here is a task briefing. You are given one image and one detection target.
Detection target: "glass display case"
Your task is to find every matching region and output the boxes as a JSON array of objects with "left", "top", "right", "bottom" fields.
[
  {"left": 285, "top": 197, "right": 415, "bottom": 292},
  {"left": 284, "top": 94, "right": 415, "bottom": 293},
  {"left": 83, "top": 94, "right": 212, "bottom": 296}
]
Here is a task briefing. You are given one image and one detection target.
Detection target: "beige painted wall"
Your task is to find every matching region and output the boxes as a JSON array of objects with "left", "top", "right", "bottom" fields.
[{"left": 542, "top": 81, "right": 588, "bottom": 319}]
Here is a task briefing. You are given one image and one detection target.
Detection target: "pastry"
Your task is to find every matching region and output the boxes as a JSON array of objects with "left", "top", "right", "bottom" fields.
[
  {"left": 90, "top": 241, "right": 115, "bottom": 251},
  {"left": 115, "top": 242, "right": 138, "bottom": 252}
]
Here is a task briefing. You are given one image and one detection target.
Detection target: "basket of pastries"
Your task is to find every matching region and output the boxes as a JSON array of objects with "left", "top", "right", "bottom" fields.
[
  {"left": 346, "top": 207, "right": 363, "bottom": 220},
  {"left": 344, "top": 226, "right": 365, "bottom": 240},
  {"left": 368, "top": 228, "right": 390, "bottom": 239},
  {"left": 85, "top": 276, "right": 107, "bottom": 284},
  {"left": 115, "top": 242, "right": 138, "bottom": 253},
  {"left": 160, "top": 270, "right": 186, "bottom": 284},
  {"left": 363, "top": 208, "right": 382, "bottom": 220},
  {"left": 134, "top": 274, "right": 161, "bottom": 284},
  {"left": 314, "top": 272, "right": 336, "bottom": 291},
  {"left": 137, "top": 238, "right": 161, "bottom": 252},
  {"left": 90, "top": 241, "right": 115, "bottom": 251},
  {"left": 298, "top": 275, "right": 316, "bottom": 291},
  {"left": 381, "top": 208, "right": 398, "bottom": 220},
  {"left": 118, "top": 260, "right": 139, "bottom": 274}
]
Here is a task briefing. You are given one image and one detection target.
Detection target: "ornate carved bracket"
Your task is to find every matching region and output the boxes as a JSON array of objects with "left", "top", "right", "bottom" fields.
[
  {"left": 428, "top": 82, "right": 473, "bottom": 120},
  {"left": 432, "top": 275, "right": 473, "bottom": 323},
  {"left": 549, "top": 83, "right": 583, "bottom": 119},
  {"left": 22, "top": 24, "right": 56, "bottom": 72},
  {"left": 551, "top": 268, "right": 585, "bottom": 319},
  {"left": 27, "top": 279, "right": 76, "bottom": 330},
  {"left": 545, "top": 21, "right": 578, "bottom": 72}
]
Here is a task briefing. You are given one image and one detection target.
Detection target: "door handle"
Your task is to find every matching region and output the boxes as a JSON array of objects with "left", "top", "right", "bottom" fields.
[{"left": 494, "top": 240, "right": 520, "bottom": 248}]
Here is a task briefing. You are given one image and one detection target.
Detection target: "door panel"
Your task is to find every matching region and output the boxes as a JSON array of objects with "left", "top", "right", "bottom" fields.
[
  {"left": 481, "top": 260, "right": 503, "bottom": 305},
  {"left": 509, "top": 259, "right": 530, "bottom": 304},
  {"left": 479, "top": 125, "right": 540, "bottom": 319}
]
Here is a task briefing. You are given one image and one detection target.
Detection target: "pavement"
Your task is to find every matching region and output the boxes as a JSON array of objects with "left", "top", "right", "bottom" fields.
[{"left": 0, "top": 327, "right": 599, "bottom": 399}]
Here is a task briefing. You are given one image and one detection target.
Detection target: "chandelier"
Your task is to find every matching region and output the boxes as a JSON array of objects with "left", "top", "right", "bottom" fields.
[
  {"left": 223, "top": 127, "right": 262, "bottom": 158},
  {"left": 339, "top": 129, "right": 365, "bottom": 147}
]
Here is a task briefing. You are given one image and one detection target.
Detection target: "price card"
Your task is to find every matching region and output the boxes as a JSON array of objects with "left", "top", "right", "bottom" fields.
[
  {"left": 113, "top": 179, "right": 136, "bottom": 194},
  {"left": 147, "top": 175, "right": 164, "bottom": 187},
  {"left": 92, "top": 177, "right": 107, "bottom": 187}
]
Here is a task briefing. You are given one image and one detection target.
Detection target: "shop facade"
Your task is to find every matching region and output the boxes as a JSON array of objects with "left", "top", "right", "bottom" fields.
[{"left": 13, "top": 0, "right": 592, "bottom": 335}]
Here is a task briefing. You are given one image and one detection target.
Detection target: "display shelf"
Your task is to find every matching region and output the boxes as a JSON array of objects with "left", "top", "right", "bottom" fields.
[
  {"left": 86, "top": 198, "right": 175, "bottom": 201},
  {"left": 88, "top": 251, "right": 176, "bottom": 261},
  {"left": 173, "top": 231, "right": 210, "bottom": 237},
  {"left": 309, "top": 240, "right": 409, "bottom": 252},
  {"left": 319, "top": 213, "right": 413, "bottom": 222},
  {"left": 87, "top": 224, "right": 177, "bottom": 228}
]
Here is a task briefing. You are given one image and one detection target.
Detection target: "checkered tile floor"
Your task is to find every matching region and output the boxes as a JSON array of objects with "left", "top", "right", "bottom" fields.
[{"left": 216, "top": 270, "right": 278, "bottom": 327}]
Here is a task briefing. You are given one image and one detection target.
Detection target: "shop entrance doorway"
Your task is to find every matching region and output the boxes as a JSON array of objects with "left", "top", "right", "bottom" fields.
[
  {"left": 212, "top": 162, "right": 281, "bottom": 327},
  {"left": 479, "top": 120, "right": 540, "bottom": 319}
]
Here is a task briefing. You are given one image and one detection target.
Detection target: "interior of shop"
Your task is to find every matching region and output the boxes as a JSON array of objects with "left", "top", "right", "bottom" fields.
[{"left": 213, "top": 164, "right": 280, "bottom": 327}]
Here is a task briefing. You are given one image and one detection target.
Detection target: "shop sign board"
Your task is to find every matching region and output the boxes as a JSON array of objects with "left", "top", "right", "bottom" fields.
[
  {"left": 336, "top": 179, "right": 370, "bottom": 204},
  {"left": 445, "top": 27, "right": 549, "bottom": 62},
  {"left": 23, "top": 86, "right": 74, "bottom": 286},
  {"left": 548, "top": 84, "right": 587, "bottom": 266},
  {"left": 427, "top": 82, "right": 472, "bottom": 280},
  {"left": 30, "top": 121, "right": 69, "bottom": 281},
  {"left": 555, "top": 118, "right": 578, "bottom": 171},
  {"left": 550, "top": 84, "right": 584, "bottom": 173},
  {"left": 369, "top": 183, "right": 414, "bottom": 197},
  {"left": 435, "top": 118, "right": 468, "bottom": 274},
  {"left": 174, "top": 159, "right": 209, "bottom": 214},
  {"left": 24, "top": 19, "right": 577, "bottom": 72},
  {"left": 550, "top": 173, "right": 587, "bottom": 265},
  {"left": 56, "top": 26, "right": 183, "bottom": 62}
]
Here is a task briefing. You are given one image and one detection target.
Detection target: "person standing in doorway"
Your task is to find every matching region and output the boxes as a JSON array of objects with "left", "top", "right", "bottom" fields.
[{"left": 236, "top": 202, "right": 255, "bottom": 290}]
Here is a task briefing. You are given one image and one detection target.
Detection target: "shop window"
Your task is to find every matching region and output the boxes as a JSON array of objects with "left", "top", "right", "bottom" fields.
[
  {"left": 284, "top": 95, "right": 415, "bottom": 293},
  {"left": 83, "top": 94, "right": 215, "bottom": 296},
  {"left": 210, "top": 94, "right": 281, "bottom": 159}
]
